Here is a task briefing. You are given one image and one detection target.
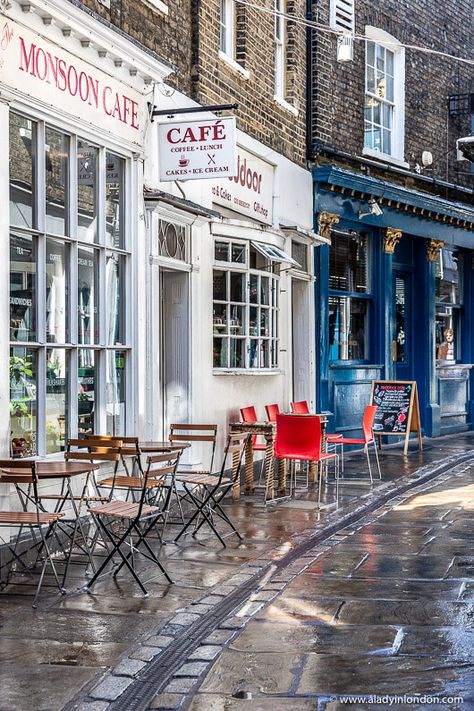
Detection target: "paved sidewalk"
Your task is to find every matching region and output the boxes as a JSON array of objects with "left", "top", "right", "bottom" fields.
[
  {"left": 191, "top": 459, "right": 474, "bottom": 710},
  {"left": 0, "top": 433, "right": 472, "bottom": 710}
]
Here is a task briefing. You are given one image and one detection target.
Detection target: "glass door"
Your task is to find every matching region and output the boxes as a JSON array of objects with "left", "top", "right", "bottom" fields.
[{"left": 393, "top": 271, "right": 413, "bottom": 380}]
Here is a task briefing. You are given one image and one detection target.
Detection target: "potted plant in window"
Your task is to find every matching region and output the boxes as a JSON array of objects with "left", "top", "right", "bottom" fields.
[
  {"left": 78, "top": 390, "right": 93, "bottom": 415},
  {"left": 10, "top": 355, "right": 35, "bottom": 457}
]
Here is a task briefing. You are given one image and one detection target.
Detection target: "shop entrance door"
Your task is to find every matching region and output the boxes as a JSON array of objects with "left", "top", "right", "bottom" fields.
[
  {"left": 393, "top": 271, "right": 413, "bottom": 380},
  {"left": 160, "top": 269, "right": 190, "bottom": 439},
  {"left": 292, "top": 279, "right": 311, "bottom": 402}
]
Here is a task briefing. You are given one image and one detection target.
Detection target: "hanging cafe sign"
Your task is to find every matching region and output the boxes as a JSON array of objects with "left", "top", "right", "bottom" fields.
[{"left": 157, "top": 117, "right": 237, "bottom": 181}]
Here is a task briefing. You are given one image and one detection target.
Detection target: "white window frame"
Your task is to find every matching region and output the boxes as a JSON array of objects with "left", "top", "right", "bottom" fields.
[
  {"left": 274, "top": 0, "right": 286, "bottom": 99},
  {"left": 220, "top": 0, "right": 236, "bottom": 58},
  {"left": 213, "top": 239, "right": 280, "bottom": 371},
  {"left": 9, "top": 110, "right": 132, "bottom": 456},
  {"left": 363, "top": 27, "right": 406, "bottom": 166}
]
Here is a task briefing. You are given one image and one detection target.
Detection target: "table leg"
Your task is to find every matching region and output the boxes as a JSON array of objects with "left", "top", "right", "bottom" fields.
[
  {"left": 232, "top": 448, "right": 241, "bottom": 501},
  {"left": 244, "top": 439, "right": 255, "bottom": 494},
  {"left": 277, "top": 458, "right": 287, "bottom": 495},
  {"left": 264, "top": 435, "right": 275, "bottom": 501}
]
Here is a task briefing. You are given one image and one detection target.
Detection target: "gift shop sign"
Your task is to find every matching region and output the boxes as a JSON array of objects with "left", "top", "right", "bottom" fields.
[
  {"left": 211, "top": 147, "right": 274, "bottom": 225},
  {"left": 158, "top": 117, "right": 237, "bottom": 181},
  {"left": 0, "top": 18, "right": 145, "bottom": 144}
]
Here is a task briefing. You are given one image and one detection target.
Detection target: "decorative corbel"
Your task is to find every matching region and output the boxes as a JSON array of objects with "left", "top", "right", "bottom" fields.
[
  {"left": 426, "top": 239, "right": 444, "bottom": 262},
  {"left": 318, "top": 212, "right": 340, "bottom": 241},
  {"left": 383, "top": 228, "right": 402, "bottom": 254}
]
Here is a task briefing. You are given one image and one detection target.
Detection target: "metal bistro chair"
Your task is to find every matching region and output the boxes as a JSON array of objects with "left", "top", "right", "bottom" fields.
[
  {"left": 174, "top": 432, "right": 249, "bottom": 547},
  {"left": 274, "top": 415, "right": 339, "bottom": 506},
  {"left": 85, "top": 451, "right": 181, "bottom": 596},
  {"left": 0, "top": 460, "right": 65, "bottom": 608},
  {"left": 290, "top": 400, "right": 310, "bottom": 414},
  {"left": 325, "top": 405, "right": 382, "bottom": 483}
]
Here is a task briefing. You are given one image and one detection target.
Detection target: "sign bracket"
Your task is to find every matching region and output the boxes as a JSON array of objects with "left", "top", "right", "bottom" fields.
[{"left": 149, "top": 103, "right": 239, "bottom": 121}]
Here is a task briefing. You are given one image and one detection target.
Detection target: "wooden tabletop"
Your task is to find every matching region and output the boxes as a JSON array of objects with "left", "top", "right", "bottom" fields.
[
  {"left": 0, "top": 461, "right": 100, "bottom": 479},
  {"left": 139, "top": 441, "right": 192, "bottom": 452}
]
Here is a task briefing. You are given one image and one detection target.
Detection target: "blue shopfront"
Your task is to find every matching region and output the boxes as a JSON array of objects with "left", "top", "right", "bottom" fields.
[{"left": 313, "top": 167, "right": 474, "bottom": 440}]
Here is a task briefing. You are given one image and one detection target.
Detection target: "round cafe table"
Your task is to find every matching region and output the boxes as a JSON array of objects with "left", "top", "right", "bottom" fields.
[
  {"left": 138, "top": 441, "right": 191, "bottom": 453},
  {"left": 0, "top": 460, "right": 99, "bottom": 478}
]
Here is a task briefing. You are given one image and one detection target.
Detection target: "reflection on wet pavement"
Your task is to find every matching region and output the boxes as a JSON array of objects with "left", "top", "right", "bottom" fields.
[{"left": 192, "top": 458, "right": 474, "bottom": 709}]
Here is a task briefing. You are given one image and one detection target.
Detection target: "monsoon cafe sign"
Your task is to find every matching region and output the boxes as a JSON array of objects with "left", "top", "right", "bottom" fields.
[
  {"left": 158, "top": 117, "right": 237, "bottom": 181},
  {"left": 0, "top": 18, "right": 145, "bottom": 144}
]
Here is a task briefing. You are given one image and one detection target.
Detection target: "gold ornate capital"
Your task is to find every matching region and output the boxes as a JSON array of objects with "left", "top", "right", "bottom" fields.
[
  {"left": 426, "top": 239, "right": 444, "bottom": 262},
  {"left": 383, "top": 228, "right": 402, "bottom": 254},
  {"left": 318, "top": 212, "right": 340, "bottom": 241}
]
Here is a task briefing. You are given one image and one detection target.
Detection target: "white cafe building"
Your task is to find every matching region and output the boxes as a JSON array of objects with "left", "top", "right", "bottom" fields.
[{"left": 2, "top": 0, "right": 324, "bottom": 477}]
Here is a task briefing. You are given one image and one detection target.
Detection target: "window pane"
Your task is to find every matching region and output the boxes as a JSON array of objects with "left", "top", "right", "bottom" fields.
[
  {"left": 78, "top": 349, "right": 95, "bottom": 436},
  {"left": 329, "top": 232, "right": 369, "bottom": 294},
  {"left": 366, "top": 66, "right": 375, "bottom": 93},
  {"left": 249, "top": 338, "right": 259, "bottom": 367},
  {"left": 106, "top": 252, "right": 125, "bottom": 345},
  {"left": 230, "top": 339, "right": 245, "bottom": 368},
  {"left": 46, "top": 127, "right": 69, "bottom": 235},
  {"left": 436, "top": 306, "right": 459, "bottom": 361},
  {"left": 213, "top": 303, "right": 228, "bottom": 334},
  {"left": 213, "top": 270, "right": 227, "bottom": 300},
  {"left": 367, "top": 41, "right": 375, "bottom": 67},
  {"left": 436, "top": 249, "right": 462, "bottom": 304},
  {"left": 46, "top": 239, "right": 68, "bottom": 343},
  {"left": 291, "top": 241, "right": 307, "bottom": 271},
  {"left": 77, "top": 141, "right": 97, "bottom": 243},
  {"left": 386, "top": 49, "right": 394, "bottom": 75},
  {"left": 10, "top": 347, "right": 37, "bottom": 458},
  {"left": 106, "top": 350, "right": 126, "bottom": 435},
  {"left": 9, "top": 113, "right": 36, "bottom": 229},
  {"left": 10, "top": 232, "right": 36, "bottom": 342},
  {"left": 249, "top": 306, "right": 258, "bottom": 336},
  {"left": 158, "top": 220, "right": 186, "bottom": 260},
  {"left": 230, "top": 272, "right": 245, "bottom": 302},
  {"left": 386, "top": 75, "right": 394, "bottom": 102},
  {"left": 46, "top": 348, "right": 68, "bottom": 453},
  {"left": 215, "top": 241, "right": 229, "bottom": 262},
  {"left": 329, "top": 296, "right": 368, "bottom": 360},
  {"left": 249, "top": 274, "right": 258, "bottom": 303},
  {"left": 78, "top": 247, "right": 99, "bottom": 344},
  {"left": 231, "top": 244, "right": 246, "bottom": 263},
  {"left": 106, "top": 153, "right": 125, "bottom": 248},
  {"left": 382, "top": 129, "right": 391, "bottom": 155},
  {"left": 229, "top": 304, "right": 244, "bottom": 334},
  {"left": 213, "top": 337, "right": 227, "bottom": 367}
]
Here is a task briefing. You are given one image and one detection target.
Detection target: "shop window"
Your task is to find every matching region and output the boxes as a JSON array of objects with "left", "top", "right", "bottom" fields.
[
  {"left": 213, "top": 240, "right": 279, "bottom": 369},
  {"left": 220, "top": 0, "right": 236, "bottom": 58},
  {"left": 328, "top": 231, "right": 371, "bottom": 361},
  {"left": 435, "top": 248, "right": 462, "bottom": 361},
  {"left": 9, "top": 112, "right": 131, "bottom": 456}
]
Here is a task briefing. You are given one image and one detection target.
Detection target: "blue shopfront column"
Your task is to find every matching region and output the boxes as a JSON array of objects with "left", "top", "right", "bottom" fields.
[
  {"left": 381, "top": 228, "right": 401, "bottom": 380},
  {"left": 420, "top": 239, "right": 441, "bottom": 437}
]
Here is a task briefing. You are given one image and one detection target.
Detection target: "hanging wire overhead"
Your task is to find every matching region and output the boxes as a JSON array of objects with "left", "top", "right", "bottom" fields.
[{"left": 235, "top": 0, "right": 474, "bottom": 66}]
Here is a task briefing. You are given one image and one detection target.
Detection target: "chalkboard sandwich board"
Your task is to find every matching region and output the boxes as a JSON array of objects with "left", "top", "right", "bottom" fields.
[{"left": 370, "top": 380, "right": 422, "bottom": 455}]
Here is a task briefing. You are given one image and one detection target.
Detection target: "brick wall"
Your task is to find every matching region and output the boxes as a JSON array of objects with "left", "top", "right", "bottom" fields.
[
  {"left": 78, "top": 0, "right": 194, "bottom": 95},
  {"left": 310, "top": 0, "right": 474, "bottom": 191},
  {"left": 77, "top": 0, "right": 308, "bottom": 166},
  {"left": 191, "top": 0, "right": 308, "bottom": 166}
]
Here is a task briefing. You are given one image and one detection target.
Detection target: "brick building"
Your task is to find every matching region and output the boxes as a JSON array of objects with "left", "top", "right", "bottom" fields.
[{"left": 309, "top": 0, "right": 474, "bottom": 441}]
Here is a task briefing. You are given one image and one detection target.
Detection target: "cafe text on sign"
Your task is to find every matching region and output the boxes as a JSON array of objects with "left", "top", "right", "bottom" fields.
[
  {"left": 158, "top": 117, "right": 237, "bottom": 181},
  {"left": 0, "top": 18, "right": 145, "bottom": 144}
]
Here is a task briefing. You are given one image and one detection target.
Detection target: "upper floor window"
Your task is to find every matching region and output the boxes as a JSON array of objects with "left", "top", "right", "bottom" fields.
[
  {"left": 364, "top": 29, "right": 405, "bottom": 163},
  {"left": 220, "top": 0, "right": 236, "bottom": 58},
  {"left": 274, "top": 0, "right": 286, "bottom": 99}
]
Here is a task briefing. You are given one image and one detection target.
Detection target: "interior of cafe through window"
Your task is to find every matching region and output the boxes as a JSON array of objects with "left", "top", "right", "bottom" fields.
[
  {"left": 213, "top": 240, "right": 279, "bottom": 369},
  {"left": 328, "top": 230, "right": 371, "bottom": 361},
  {"left": 9, "top": 112, "right": 130, "bottom": 457},
  {"left": 435, "top": 247, "right": 462, "bottom": 362}
]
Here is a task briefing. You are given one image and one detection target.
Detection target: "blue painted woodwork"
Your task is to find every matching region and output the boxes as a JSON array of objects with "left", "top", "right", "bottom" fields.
[{"left": 313, "top": 167, "right": 474, "bottom": 441}]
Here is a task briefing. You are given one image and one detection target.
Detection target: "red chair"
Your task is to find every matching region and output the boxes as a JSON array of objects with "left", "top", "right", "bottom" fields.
[
  {"left": 274, "top": 414, "right": 339, "bottom": 505},
  {"left": 240, "top": 406, "right": 266, "bottom": 451},
  {"left": 290, "top": 400, "right": 310, "bottom": 414},
  {"left": 265, "top": 403, "right": 280, "bottom": 422},
  {"left": 325, "top": 405, "right": 382, "bottom": 482}
]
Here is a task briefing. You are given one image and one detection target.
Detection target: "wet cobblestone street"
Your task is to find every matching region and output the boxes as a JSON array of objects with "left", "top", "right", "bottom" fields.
[{"left": 0, "top": 435, "right": 473, "bottom": 710}]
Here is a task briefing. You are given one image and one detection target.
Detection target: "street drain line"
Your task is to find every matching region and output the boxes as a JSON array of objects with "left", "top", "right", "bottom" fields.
[{"left": 100, "top": 450, "right": 474, "bottom": 711}]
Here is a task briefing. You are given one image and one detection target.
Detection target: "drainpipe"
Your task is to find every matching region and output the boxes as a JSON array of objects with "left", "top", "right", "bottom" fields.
[{"left": 305, "top": 0, "right": 314, "bottom": 164}]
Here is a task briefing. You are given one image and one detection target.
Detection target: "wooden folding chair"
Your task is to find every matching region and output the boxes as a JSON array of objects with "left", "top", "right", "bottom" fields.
[
  {"left": 174, "top": 432, "right": 249, "bottom": 547},
  {"left": 85, "top": 435, "right": 143, "bottom": 477},
  {"left": 85, "top": 452, "right": 181, "bottom": 596},
  {"left": 0, "top": 460, "right": 65, "bottom": 608}
]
